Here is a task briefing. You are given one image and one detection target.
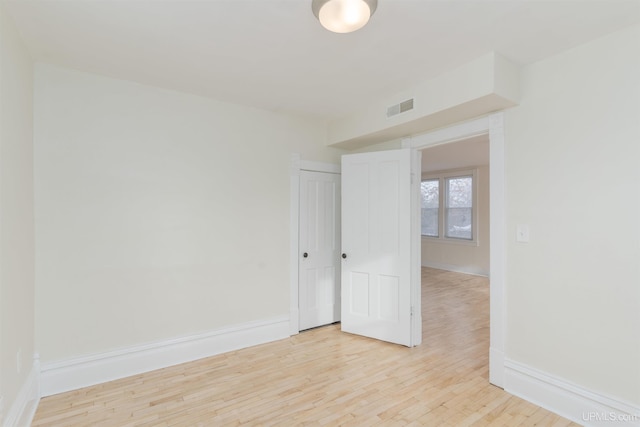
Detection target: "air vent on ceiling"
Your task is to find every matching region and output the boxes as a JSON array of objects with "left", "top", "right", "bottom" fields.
[{"left": 387, "top": 98, "right": 414, "bottom": 118}]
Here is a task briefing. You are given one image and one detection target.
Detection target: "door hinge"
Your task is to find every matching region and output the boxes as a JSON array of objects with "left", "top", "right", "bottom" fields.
[{"left": 410, "top": 306, "right": 414, "bottom": 317}]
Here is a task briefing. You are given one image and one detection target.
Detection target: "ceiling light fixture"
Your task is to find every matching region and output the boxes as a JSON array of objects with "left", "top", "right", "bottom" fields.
[{"left": 312, "top": 0, "right": 378, "bottom": 34}]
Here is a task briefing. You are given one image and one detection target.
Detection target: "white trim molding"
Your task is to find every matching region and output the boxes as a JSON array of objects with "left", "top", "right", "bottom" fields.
[
  {"left": 410, "top": 148, "right": 423, "bottom": 347},
  {"left": 488, "top": 112, "right": 506, "bottom": 388},
  {"left": 401, "top": 116, "right": 490, "bottom": 150},
  {"left": 4, "top": 359, "right": 40, "bottom": 427},
  {"left": 40, "top": 316, "right": 290, "bottom": 397},
  {"left": 290, "top": 154, "right": 302, "bottom": 335},
  {"left": 402, "top": 112, "right": 506, "bottom": 388},
  {"left": 505, "top": 360, "right": 640, "bottom": 427},
  {"left": 421, "top": 260, "right": 488, "bottom": 277}
]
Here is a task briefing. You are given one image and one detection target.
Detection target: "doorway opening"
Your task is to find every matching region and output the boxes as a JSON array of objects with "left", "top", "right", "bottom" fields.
[
  {"left": 419, "top": 135, "right": 490, "bottom": 277},
  {"left": 403, "top": 112, "right": 506, "bottom": 388},
  {"left": 419, "top": 134, "right": 491, "bottom": 381}
]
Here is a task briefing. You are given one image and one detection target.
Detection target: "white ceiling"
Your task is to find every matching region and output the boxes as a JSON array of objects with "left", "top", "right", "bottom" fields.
[
  {"left": 5, "top": 0, "right": 640, "bottom": 120},
  {"left": 421, "top": 134, "right": 489, "bottom": 173}
]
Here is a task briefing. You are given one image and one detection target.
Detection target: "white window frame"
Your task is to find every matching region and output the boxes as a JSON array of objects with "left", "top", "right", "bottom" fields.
[{"left": 421, "top": 168, "right": 478, "bottom": 246}]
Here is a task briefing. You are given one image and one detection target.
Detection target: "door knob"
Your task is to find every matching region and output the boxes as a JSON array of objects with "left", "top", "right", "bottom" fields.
[
  {"left": 303, "top": 252, "right": 308, "bottom": 258},
  {"left": 342, "top": 253, "right": 347, "bottom": 259}
]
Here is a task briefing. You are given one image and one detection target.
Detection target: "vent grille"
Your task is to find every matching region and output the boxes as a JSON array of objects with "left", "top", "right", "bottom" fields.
[{"left": 387, "top": 98, "right": 414, "bottom": 118}]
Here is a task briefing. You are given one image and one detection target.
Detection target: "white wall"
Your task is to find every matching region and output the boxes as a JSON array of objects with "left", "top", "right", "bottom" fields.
[
  {"left": 34, "top": 64, "right": 344, "bottom": 364},
  {"left": 327, "top": 52, "right": 520, "bottom": 149},
  {"left": 422, "top": 165, "right": 490, "bottom": 276},
  {"left": 505, "top": 24, "right": 640, "bottom": 406},
  {"left": 22, "top": 14, "right": 640, "bottom": 422},
  {"left": 0, "top": 3, "right": 37, "bottom": 424}
]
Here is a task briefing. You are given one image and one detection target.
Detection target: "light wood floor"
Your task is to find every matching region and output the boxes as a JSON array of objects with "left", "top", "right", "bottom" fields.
[{"left": 33, "top": 268, "right": 581, "bottom": 426}]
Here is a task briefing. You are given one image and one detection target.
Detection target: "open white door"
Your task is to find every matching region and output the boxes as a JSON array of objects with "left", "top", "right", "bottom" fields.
[{"left": 341, "top": 149, "right": 421, "bottom": 347}]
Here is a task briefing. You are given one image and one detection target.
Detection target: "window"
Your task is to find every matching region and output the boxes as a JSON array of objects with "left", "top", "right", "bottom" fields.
[
  {"left": 420, "top": 179, "right": 439, "bottom": 237},
  {"left": 445, "top": 176, "right": 473, "bottom": 240},
  {"left": 421, "top": 170, "right": 477, "bottom": 243}
]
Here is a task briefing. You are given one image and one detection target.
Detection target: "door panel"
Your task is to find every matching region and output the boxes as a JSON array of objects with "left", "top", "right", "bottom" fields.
[
  {"left": 299, "top": 171, "right": 341, "bottom": 331},
  {"left": 378, "top": 275, "right": 399, "bottom": 321},
  {"left": 349, "top": 272, "right": 370, "bottom": 316},
  {"left": 341, "top": 149, "right": 419, "bottom": 347}
]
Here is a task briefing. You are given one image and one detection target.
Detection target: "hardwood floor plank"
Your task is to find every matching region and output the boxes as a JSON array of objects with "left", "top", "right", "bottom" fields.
[{"left": 32, "top": 268, "right": 581, "bottom": 426}]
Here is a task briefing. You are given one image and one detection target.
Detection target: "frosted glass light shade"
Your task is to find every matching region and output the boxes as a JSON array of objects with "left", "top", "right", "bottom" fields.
[{"left": 312, "top": 0, "right": 378, "bottom": 33}]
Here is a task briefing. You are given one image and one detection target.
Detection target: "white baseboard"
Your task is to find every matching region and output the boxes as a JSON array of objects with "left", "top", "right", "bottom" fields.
[
  {"left": 422, "top": 261, "right": 489, "bottom": 277},
  {"left": 41, "top": 315, "right": 290, "bottom": 397},
  {"left": 4, "top": 362, "right": 40, "bottom": 427},
  {"left": 289, "top": 308, "right": 300, "bottom": 336},
  {"left": 489, "top": 347, "right": 504, "bottom": 388},
  {"left": 505, "top": 359, "right": 640, "bottom": 427}
]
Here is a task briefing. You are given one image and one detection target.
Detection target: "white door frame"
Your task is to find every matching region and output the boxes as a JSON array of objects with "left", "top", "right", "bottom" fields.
[
  {"left": 289, "top": 155, "right": 340, "bottom": 335},
  {"left": 402, "top": 112, "right": 506, "bottom": 388}
]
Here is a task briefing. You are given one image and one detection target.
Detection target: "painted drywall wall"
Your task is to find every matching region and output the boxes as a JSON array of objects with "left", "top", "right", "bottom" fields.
[
  {"left": 505, "top": 24, "right": 640, "bottom": 406},
  {"left": 0, "top": 3, "right": 36, "bottom": 423},
  {"left": 422, "top": 166, "right": 490, "bottom": 276},
  {"left": 34, "top": 64, "right": 344, "bottom": 364},
  {"left": 327, "top": 52, "right": 520, "bottom": 149}
]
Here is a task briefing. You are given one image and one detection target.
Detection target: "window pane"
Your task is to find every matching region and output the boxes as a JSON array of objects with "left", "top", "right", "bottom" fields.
[
  {"left": 445, "top": 176, "right": 472, "bottom": 240},
  {"left": 421, "top": 180, "right": 439, "bottom": 237}
]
